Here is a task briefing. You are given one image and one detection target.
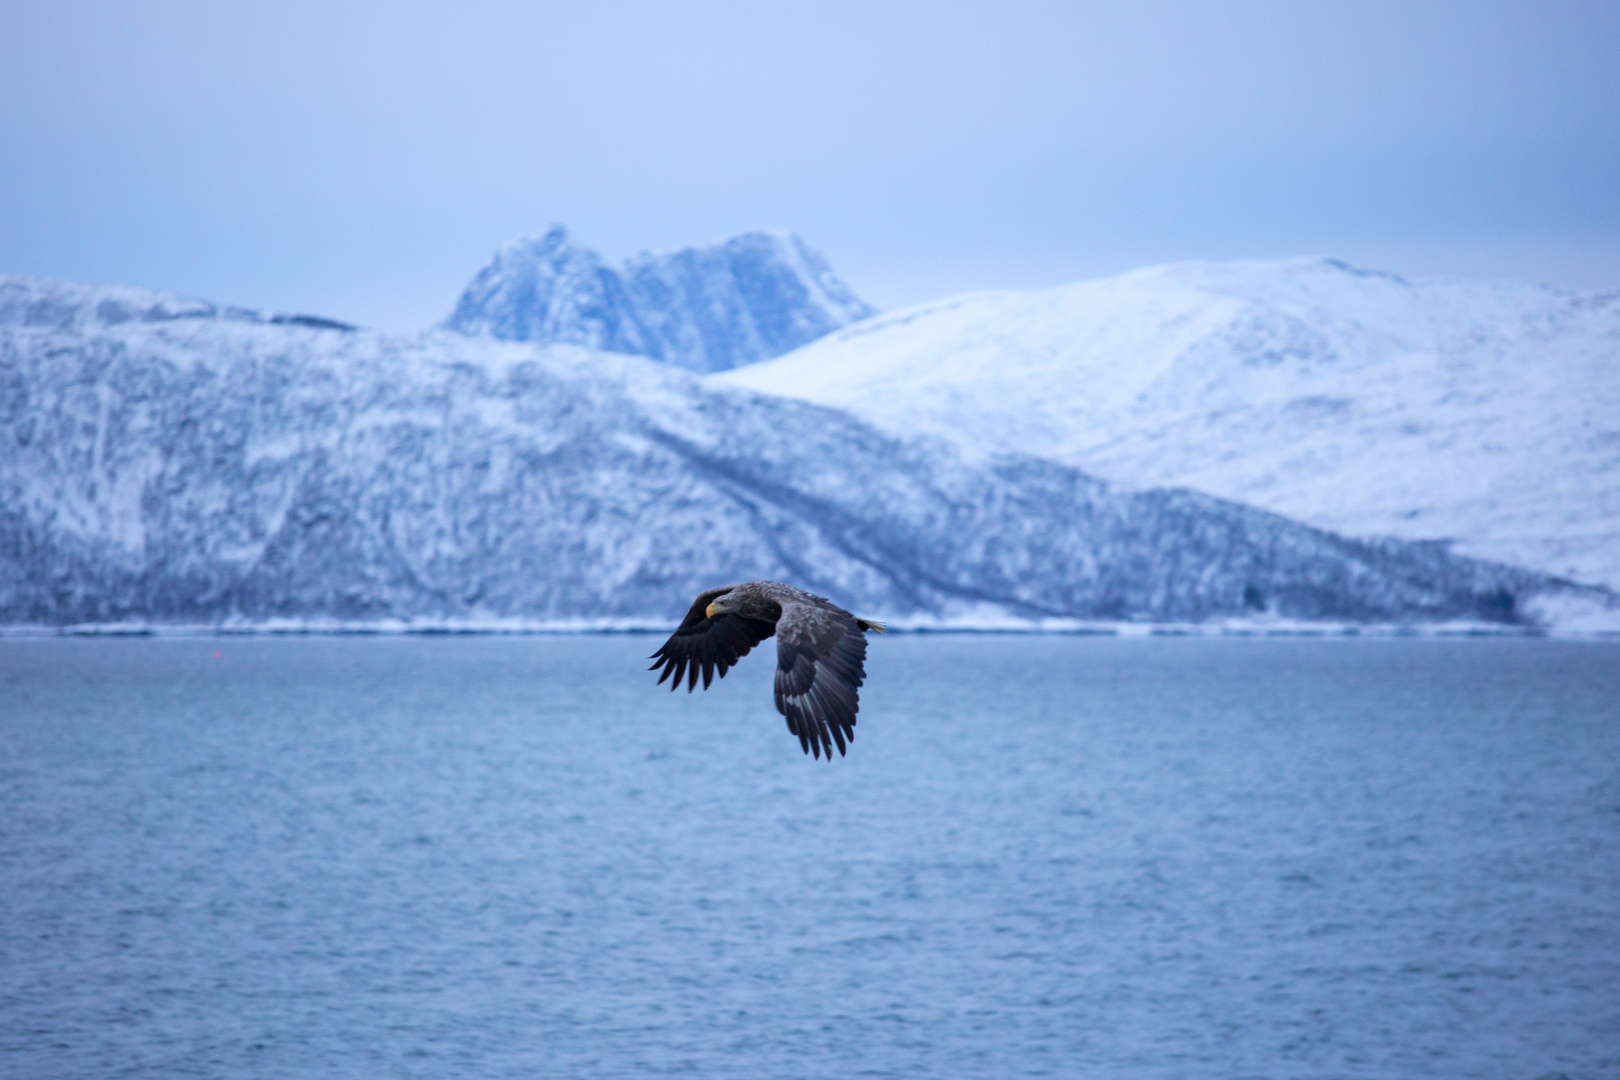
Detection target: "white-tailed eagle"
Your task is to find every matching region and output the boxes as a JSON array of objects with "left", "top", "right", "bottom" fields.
[{"left": 649, "top": 581, "right": 886, "bottom": 760}]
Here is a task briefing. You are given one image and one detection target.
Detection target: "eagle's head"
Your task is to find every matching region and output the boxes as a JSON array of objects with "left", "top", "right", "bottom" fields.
[{"left": 704, "top": 584, "right": 779, "bottom": 623}]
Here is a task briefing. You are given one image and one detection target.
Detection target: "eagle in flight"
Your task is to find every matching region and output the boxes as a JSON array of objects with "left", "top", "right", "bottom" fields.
[{"left": 649, "top": 581, "right": 887, "bottom": 759}]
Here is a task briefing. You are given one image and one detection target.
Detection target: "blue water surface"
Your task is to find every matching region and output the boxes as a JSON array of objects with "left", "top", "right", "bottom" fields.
[{"left": 2, "top": 635, "right": 1617, "bottom": 1079}]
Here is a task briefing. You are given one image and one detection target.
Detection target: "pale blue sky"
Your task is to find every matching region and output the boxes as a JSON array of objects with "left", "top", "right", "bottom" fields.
[{"left": 3, "top": 0, "right": 1617, "bottom": 329}]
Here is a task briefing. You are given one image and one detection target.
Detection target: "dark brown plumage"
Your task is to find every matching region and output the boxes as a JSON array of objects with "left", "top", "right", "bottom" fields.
[{"left": 648, "top": 581, "right": 886, "bottom": 760}]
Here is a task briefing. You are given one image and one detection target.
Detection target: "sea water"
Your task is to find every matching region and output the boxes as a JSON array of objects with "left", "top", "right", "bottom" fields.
[{"left": 2, "top": 635, "right": 1616, "bottom": 1079}]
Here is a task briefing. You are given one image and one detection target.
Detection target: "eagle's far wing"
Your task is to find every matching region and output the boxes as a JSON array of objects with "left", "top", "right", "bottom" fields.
[
  {"left": 773, "top": 598, "right": 868, "bottom": 760},
  {"left": 649, "top": 587, "right": 776, "bottom": 692}
]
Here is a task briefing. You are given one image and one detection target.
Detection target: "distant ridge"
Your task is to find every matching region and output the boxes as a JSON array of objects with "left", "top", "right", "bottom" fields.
[
  {"left": 0, "top": 275, "right": 356, "bottom": 333},
  {"left": 721, "top": 256, "right": 1620, "bottom": 592},
  {"left": 443, "top": 226, "right": 877, "bottom": 373}
]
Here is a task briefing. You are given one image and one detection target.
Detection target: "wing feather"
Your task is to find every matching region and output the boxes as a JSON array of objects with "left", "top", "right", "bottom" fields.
[
  {"left": 649, "top": 587, "right": 775, "bottom": 694},
  {"left": 772, "top": 596, "right": 871, "bottom": 760}
]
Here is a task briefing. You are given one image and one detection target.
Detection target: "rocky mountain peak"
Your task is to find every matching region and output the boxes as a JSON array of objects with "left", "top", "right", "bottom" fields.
[{"left": 443, "top": 227, "right": 876, "bottom": 372}]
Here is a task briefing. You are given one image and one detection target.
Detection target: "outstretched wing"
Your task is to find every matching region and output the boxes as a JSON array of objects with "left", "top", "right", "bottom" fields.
[
  {"left": 649, "top": 587, "right": 776, "bottom": 692},
  {"left": 773, "top": 598, "right": 869, "bottom": 760}
]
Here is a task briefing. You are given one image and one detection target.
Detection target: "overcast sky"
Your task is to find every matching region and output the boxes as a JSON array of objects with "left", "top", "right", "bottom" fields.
[{"left": 3, "top": 0, "right": 1617, "bottom": 329}]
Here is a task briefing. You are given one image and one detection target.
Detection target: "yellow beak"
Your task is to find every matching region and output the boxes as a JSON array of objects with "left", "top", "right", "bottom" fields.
[{"left": 706, "top": 602, "right": 721, "bottom": 618}]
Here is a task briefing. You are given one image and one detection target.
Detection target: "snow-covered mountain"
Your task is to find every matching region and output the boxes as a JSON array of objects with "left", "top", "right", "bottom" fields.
[
  {"left": 6, "top": 274, "right": 1602, "bottom": 631},
  {"left": 443, "top": 226, "right": 876, "bottom": 373},
  {"left": 719, "top": 258, "right": 1620, "bottom": 591}
]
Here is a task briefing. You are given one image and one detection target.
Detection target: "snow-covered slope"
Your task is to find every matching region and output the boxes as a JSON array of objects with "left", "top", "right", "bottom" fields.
[
  {"left": 719, "top": 258, "right": 1620, "bottom": 590},
  {"left": 443, "top": 226, "right": 876, "bottom": 373},
  {"left": 4, "top": 274, "right": 1602, "bottom": 631}
]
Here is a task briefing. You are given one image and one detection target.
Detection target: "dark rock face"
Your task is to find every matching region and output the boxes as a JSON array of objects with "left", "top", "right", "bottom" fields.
[
  {"left": 442, "top": 227, "right": 877, "bottom": 372},
  {"left": 0, "top": 276, "right": 1599, "bottom": 630}
]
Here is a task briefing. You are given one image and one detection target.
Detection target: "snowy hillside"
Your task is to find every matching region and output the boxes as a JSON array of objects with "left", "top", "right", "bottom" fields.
[
  {"left": 443, "top": 226, "right": 876, "bottom": 372},
  {"left": 4, "top": 274, "right": 1603, "bottom": 631},
  {"left": 719, "top": 257, "right": 1620, "bottom": 591}
]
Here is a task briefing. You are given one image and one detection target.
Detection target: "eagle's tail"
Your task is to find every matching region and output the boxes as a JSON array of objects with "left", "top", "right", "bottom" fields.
[{"left": 857, "top": 618, "right": 888, "bottom": 634}]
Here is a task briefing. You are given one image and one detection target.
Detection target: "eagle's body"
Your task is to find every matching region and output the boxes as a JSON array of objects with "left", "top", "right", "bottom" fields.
[{"left": 648, "top": 581, "right": 886, "bottom": 759}]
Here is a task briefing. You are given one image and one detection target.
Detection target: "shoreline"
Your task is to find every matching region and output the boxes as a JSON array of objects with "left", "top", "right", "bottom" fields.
[{"left": 3, "top": 619, "right": 1615, "bottom": 640}]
